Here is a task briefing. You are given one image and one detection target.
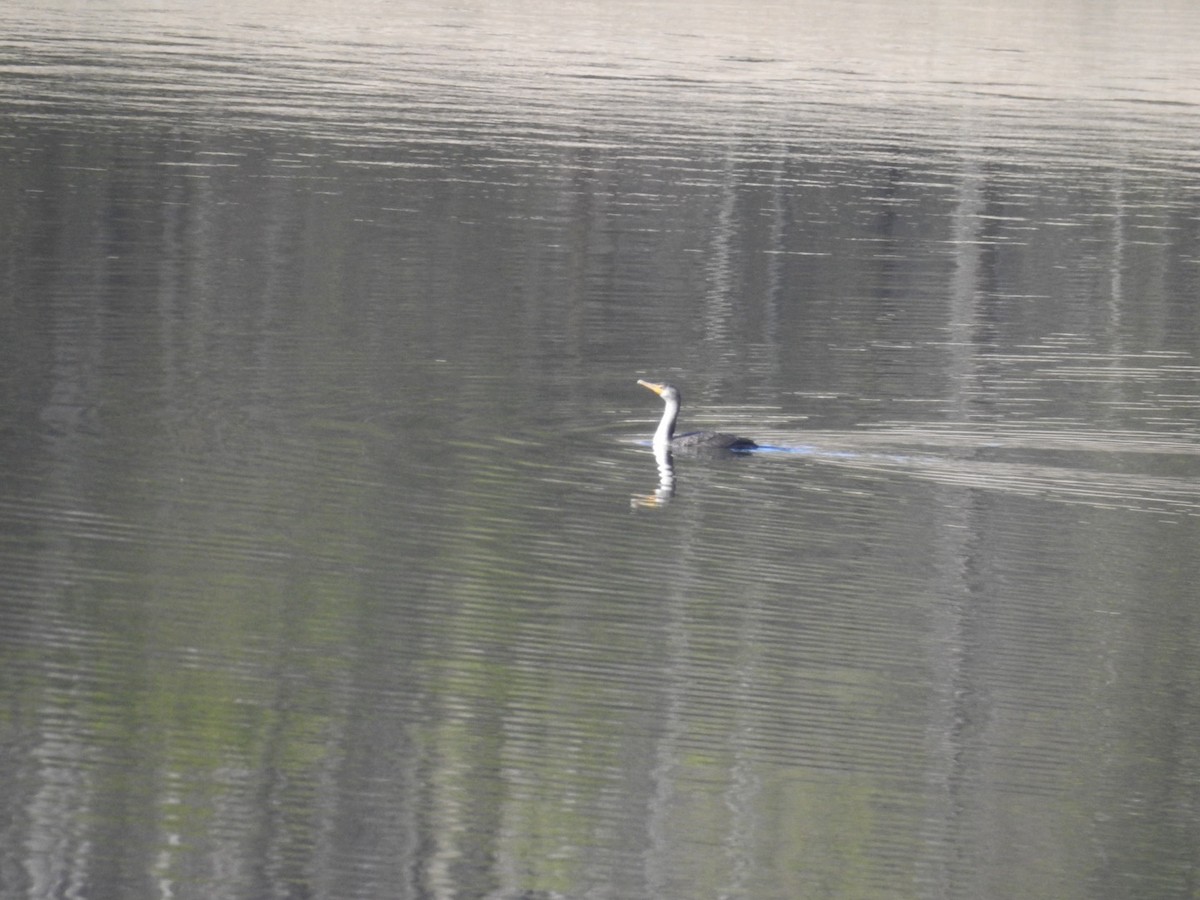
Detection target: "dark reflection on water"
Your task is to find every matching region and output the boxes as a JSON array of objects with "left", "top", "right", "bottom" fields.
[{"left": 3, "top": 1, "right": 1200, "bottom": 898}]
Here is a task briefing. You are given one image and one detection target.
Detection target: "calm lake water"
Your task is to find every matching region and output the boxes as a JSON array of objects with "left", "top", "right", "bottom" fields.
[{"left": 3, "top": 1, "right": 1200, "bottom": 898}]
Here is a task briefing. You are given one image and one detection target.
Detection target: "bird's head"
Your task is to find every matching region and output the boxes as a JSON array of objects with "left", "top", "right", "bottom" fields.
[{"left": 637, "top": 380, "right": 681, "bottom": 404}]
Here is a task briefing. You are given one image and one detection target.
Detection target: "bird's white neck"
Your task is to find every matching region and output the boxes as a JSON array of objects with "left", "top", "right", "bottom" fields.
[{"left": 653, "top": 395, "right": 679, "bottom": 449}]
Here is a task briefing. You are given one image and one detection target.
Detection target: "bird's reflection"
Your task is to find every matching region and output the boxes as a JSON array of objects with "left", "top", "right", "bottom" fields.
[{"left": 631, "top": 444, "right": 676, "bottom": 508}]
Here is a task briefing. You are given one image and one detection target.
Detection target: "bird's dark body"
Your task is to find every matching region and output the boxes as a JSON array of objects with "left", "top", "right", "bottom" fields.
[{"left": 672, "top": 430, "right": 757, "bottom": 451}]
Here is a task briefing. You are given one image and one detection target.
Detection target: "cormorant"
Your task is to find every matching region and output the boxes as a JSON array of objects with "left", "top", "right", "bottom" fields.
[{"left": 637, "top": 380, "right": 757, "bottom": 451}]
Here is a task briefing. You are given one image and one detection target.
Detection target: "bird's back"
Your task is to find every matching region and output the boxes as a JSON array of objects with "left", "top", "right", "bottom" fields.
[{"left": 673, "top": 431, "right": 757, "bottom": 451}]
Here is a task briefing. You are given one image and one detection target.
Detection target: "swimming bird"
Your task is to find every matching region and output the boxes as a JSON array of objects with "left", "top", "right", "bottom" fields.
[{"left": 637, "top": 380, "right": 758, "bottom": 452}]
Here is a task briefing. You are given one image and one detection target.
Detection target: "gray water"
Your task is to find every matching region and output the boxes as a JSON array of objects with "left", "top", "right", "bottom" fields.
[{"left": 3, "top": 1, "right": 1200, "bottom": 898}]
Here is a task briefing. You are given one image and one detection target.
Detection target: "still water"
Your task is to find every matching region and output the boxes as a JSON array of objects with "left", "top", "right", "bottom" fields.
[{"left": 2, "top": 1, "right": 1200, "bottom": 897}]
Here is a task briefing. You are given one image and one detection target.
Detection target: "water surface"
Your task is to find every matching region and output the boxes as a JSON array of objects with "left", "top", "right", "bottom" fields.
[{"left": 2, "top": 1, "right": 1200, "bottom": 898}]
